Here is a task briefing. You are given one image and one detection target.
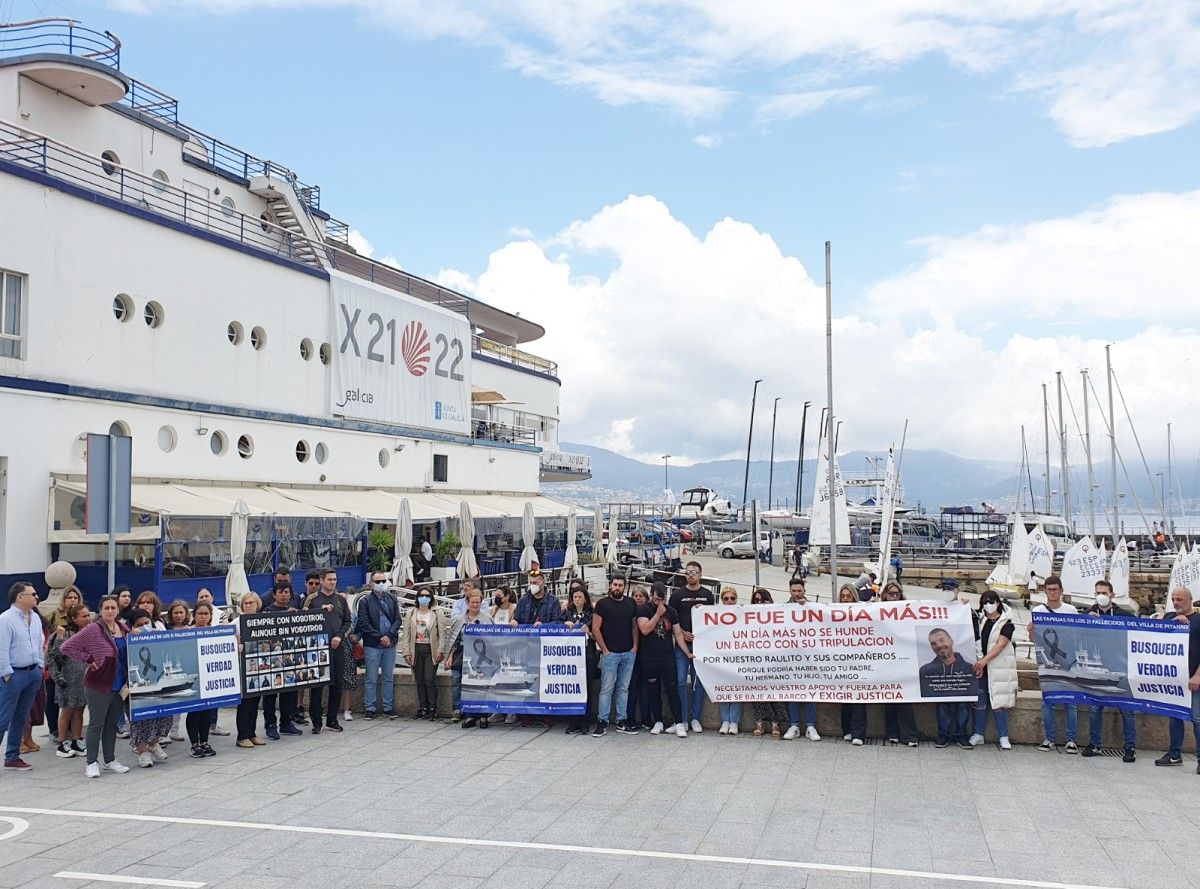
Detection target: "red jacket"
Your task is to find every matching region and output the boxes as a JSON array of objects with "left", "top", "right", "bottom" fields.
[{"left": 60, "top": 620, "right": 128, "bottom": 693}]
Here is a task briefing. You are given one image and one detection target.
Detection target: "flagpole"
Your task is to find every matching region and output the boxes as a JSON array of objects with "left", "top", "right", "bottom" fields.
[{"left": 824, "top": 241, "right": 837, "bottom": 584}]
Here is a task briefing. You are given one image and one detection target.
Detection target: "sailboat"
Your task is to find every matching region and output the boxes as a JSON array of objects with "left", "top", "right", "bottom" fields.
[
  {"left": 986, "top": 512, "right": 1052, "bottom": 601},
  {"left": 1107, "top": 537, "right": 1138, "bottom": 612},
  {"left": 1168, "top": 542, "right": 1200, "bottom": 598},
  {"left": 1060, "top": 535, "right": 1108, "bottom": 607},
  {"left": 874, "top": 448, "right": 898, "bottom": 585},
  {"left": 808, "top": 428, "right": 850, "bottom": 549}
]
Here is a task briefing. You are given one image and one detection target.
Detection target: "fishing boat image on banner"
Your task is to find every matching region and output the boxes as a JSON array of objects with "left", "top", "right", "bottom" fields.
[
  {"left": 1035, "top": 642, "right": 1125, "bottom": 690},
  {"left": 462, "top": 657, "right": 537, "bottom": 695},
  {"left": 128, "top": 656, "right": 198, "bottom": 697},
  {"left": 1034, "top": 626, "right": 1129, "bottom": 696}
]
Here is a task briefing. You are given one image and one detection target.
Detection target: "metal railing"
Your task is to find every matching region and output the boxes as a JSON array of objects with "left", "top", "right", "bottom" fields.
[
  {"left": 471, "top": 335, "right": 558, "bottom": 377},
  {"left": 0, "top": 18, "right": 120, "bottom": 68},
  {"left": 471, "top": 420, "right": 538, "bottom": 446},
  {"left": 0, "top": 118, "right": 325, "bottom": 269}
]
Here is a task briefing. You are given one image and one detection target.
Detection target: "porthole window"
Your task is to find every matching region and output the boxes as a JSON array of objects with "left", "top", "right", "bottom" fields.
[
  {"left": 259, "top": 212, "right": 272, "bottom": 233},
  {"left": 100, "top": 150, "right": 120, "bottom": 177},
  {"left": 220, "top": 196, "right": 236, "bottom": 218},
  {"left": 227, "top": 321, "right": 243, "bottom": 344},
  {"left": 237, "top": 434, "right": 254, "bottom": 459},
  {"left": 157, "top": 425, "right": 177, "bottom": 453},
  {"left": 295, "top": 440, "right": 310, "bottom": 463},
  {"left": 299, "top": 338, "right": 314, "bottom": 361},
  {"left": 143, "top": 300, "right": 164, "bottom": 328},
  {"left": 112, "top": 294, "right": 133, "bottom": 322},
  {"left": 151, "top": 169, "right": 169, "bottom": 194},
  {"left": 319, "top": 343, "right": 331, "bottom": 365},
  {"left": 378, "top": 448, "right": 391, "bottom": 469},
  {"left": 108, "top": 420, "right": 130, "bottom": 437},
  {"left": 314, "top": 442, "right": 328, "bottom": 465},
  {"left": 250, "top": 326, "right": 266, "bottom": 351},
  {"left": 210, "top": 430, "right": 227, "bottom": 456}
]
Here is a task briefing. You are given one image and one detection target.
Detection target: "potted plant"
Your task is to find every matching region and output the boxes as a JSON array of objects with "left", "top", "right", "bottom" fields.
[
  {"left": 366, "top": 527, "right": 395, "bottom": 576},
  {"left": 430, "top": 531, "right": 461, "bottom": 582}
]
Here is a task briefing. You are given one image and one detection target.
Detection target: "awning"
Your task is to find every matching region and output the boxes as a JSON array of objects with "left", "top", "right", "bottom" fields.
[
  {"left": 264, "top": 488, "right": 452, "bottom": 523},
  {"left": 166, "top": 484, "right": 350, "bottom": 518},
  {"left": 470, "top": 386, "right": 517, "bottom": 405}
]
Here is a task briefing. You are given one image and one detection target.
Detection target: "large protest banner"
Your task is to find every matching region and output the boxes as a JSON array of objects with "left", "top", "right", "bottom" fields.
[
  {"left": 1032, "top": 612, "right": 1191, "bottom": 718},
  {"left": 461, "top": 625, "right": 586, "bottom": 715},
  {"left": 692, "top": 602, "right": 979, "bottom": 703},
  {"left": 127, "top": 624, "right": 241, "bottom": 720},
  {"left": 239, "top": 611, "right": 333, "bottom": 697}
]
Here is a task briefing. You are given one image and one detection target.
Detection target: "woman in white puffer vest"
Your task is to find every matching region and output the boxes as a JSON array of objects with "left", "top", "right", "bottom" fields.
[{"left": 971, "top": 588, "right": 1018, "bottom": 750}]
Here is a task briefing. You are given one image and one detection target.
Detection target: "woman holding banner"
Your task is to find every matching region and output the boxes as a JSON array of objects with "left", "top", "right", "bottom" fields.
[
  {"left": 836, "top": 585, "right": 869, "bottom": 745},
  {"left": 186, "top": 602, "right": 219, "bottom": 757},
  {"left": 60, "top": 594, "right": 131, "bottom": 777},
  {"left": 234, "top": 593, "right": 267, "bottom": 750},
  {"left": 880, "top": 583, "right": 919, "bottom": 747},
  {"left": 563, "top": 582, "right": 597, "bottom": 735},
  {"left": 444, "top": 589, "right": 492, "bottom": 729},
  {"left": 970, "top": 589, "right": 1017, "bottom": 750},
  {"left": 716, "top": 587, "right": 744, "bottom": 735},
  {"left": 748, "top": 588, "right": 786, "bottom": 738}
]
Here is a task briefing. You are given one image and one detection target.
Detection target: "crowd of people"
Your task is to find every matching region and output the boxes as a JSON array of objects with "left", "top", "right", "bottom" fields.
[{"left": 2, "top": 561, "right": 1199, "bottom": 776}]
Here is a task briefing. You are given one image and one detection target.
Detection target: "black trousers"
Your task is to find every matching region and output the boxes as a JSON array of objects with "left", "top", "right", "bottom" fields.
[
  {"left": 262, "top": 690, "right": 298, "bottom": 727},
  {"left": 412, "top": 643, "right": 436, "bottom": 713},
  {"left": 840, "top": 703, "right": 867, "bottom": 740},
  {"left": 186, "top": 709, "right": 214, "bottom": 745},
  {"left": 236, "top": 697, "right": 261, "bottom": 741},
  {"left": 309, "top": 669, "right": 343, "bottom": 728},
  {"left": 642, "top": 657, "right": 681, "bottom": 727},
  {"left": 884, "top": 702, "right": 918, "bottom": 742},
  {"left": 569, "top": 646, "right": 600, "bottom": 730}
]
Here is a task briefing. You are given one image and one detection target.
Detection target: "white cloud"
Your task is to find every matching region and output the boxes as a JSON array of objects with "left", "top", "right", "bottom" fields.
[
  {"left": 691, "top": 133, "right": 721, "bottom": 149},
  {"left": 756, "top": 86, "right": 878, "bottom": 123},
  {"left": 441, "top": 193, "right": 1200, "bottom": 462},
  {"left": 346, "top": 228, "right": 374, "bottom": 257},
  {"left": 113, "top": 1, "right": 1200, "bottom": 144},
  {"left": 866, "top": 190, "right": 1200, "bottom": 324}
]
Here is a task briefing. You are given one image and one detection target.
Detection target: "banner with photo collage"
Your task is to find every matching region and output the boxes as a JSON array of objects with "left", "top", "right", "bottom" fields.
[{"left": 240, "top": 610, "right": 333, "bottom": 696}]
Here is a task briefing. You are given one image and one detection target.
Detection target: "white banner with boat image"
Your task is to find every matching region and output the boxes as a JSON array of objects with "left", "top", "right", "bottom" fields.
[
  {"left": 460, "top": 625, "right": 587, "bottom": 715},
  {"left": 1032, "top": 612, "right": 1192, "bottom": 719},
  {"left": 127, "top": 625, "right": 242, "bottom": 720}
]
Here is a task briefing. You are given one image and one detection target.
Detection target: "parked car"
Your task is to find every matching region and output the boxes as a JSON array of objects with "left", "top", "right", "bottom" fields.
[{"left": 718, "top": 531, "right": 773, "bottom": 559}]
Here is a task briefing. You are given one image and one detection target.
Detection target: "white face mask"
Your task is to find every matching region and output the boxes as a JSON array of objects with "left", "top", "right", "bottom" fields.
[
  {"left": 983, "top": 602, "right": 999, "bottom": 615},
  {"left": 1095, "top": 594, "right": 1111, "bottom": 609},
  {"left": 944, "top": 589, "right": 958, "bottom": 602},
  {"left": 373, "top": 582, "right": 388, "bottom": 593}
]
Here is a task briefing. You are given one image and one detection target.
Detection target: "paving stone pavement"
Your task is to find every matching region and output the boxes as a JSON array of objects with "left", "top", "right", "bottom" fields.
[{"left": 2, "top": 704, "right": 1199, "bottom": 889}]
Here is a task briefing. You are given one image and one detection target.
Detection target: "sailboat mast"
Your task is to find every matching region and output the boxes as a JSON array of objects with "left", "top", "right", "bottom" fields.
[
  {"left": 1105, "top": 344, "right": 1118, "bottom": 542},
  {"left": 1082, "top": 368, "right": 1096, "bottom": 537},
  {"left": 1043, "top": 383, "right": 1051, "bottom": 515},
  {"left": 824, "top": 241, "right": 838, "bottom": 582},
  {"left": 768, "top": 397, "right": 780, "bottom": 509},
  {"left": 1167, "top": 422, "right": 1174, "bottom": 537},
  {"left": 1021, "top": 425, "right": 1035, "bottom": 512},
  {"left": 1057, "top": 371, "right": 1070, "bottom": 528},
  {"left": 741, "top": 379, "right": 761, "bottom": 521},
  {"left": 794, "top": 401, "right": 809, "bottom": 515}
]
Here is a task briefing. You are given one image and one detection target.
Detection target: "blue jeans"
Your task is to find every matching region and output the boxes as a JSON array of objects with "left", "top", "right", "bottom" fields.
[
  {"left": 719, "top": 702, "right": 742, "bottom": 726},
  {"left": 1042, "top": 701, "right": 1077, "bottom": 743},
  {"left": 1088, "top": 705, "right": 1136, "bottom": 749},
  {"left": 974, "top": 687, "right": 1009, "bottom": 738},
  {"left": 787, "top": 702, "right": 817, "bottom": 729},
  {"left": 1, "top": 668, "right": 42, "bottom": 762},
  {"left": 363, "top": 644, "right": 397, "bottom": 713},
  {"left": 1168, "top": 690, "right": 1200, "bottom": 759},
  {"left": 598, "top": 650, "right": 636, "bottom": 723},
  {"left": 675, "top": 647, "right": 706, "bottom": 722},
  {"left": 937, "top": 702, "right": 970, "bottom": 743}
]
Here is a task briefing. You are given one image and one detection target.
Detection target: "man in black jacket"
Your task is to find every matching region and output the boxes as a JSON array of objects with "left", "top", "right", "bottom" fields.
[
  {"left": 304, "top": 569, "right": 352, "bottom": 733},
  {"left": 355, "top": 572, "right": 401, "bottom": 719},
  {"left": 261, "top": 584, "right": 302, "bottom": 740}
]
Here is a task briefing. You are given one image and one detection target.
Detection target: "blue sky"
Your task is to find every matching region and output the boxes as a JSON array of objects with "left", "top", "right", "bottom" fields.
[{"left": 10, "top": 1, "right": 1200, "bottom": 466}]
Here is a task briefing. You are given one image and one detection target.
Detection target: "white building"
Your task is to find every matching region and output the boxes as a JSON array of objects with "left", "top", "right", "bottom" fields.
[{"left": 0, "top": 19, "right": 589, "bottom": 601}]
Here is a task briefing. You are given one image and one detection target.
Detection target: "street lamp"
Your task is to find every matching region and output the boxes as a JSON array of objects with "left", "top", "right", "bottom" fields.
[{"left": 663, "top": 454, "right": 671, "bottom": 491}]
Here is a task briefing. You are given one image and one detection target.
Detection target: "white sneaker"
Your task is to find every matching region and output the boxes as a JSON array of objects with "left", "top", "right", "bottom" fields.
[
  {"left": 690, "top": 719, "right": 703, "bottom": 734},
  {"left": 806, "top": 726, "right": 822, "bottom": 742},
  {"left": 728, "top": 723, "right": 738, "bottom": 735},
  {"left": 674, "top": 723, "right": 687, "bottom": 738},
  {"left": 137, "top": 751, "right": 154, "bottom": 768},
  {"left": 342, "top": 710, "right": 353, "bottom": 722},
  {"left": 150, "top": 743, "right": 168, "bottom": 762},
  {"left": 85, "top": 761, "right": 100, "bottom": 778},
  {"left": 843, "top": 733, "right": 853, "bottom": 742},
  {"left": 969, "top": 733, "right": 985, "bottom": 747},
  {"left": 999, "top": 736, "right": 1012, "bottom": 750},
  {"left": 851, "top": 738, "right": 864, "bottom": 747},
  {"left": 718, "top": 721, "right": 729, "bottom": 735},
  {"left": 783, "top": 725, "right": 800, "bottom": 740},
  {"left": 505, "top": 714, "right": 518, "bottom": 725},
  {"left": 102, "top": 759, "right": 130, "bottom": 774},
  {"left": 650, "top": 722, "right": 664, "bottom": 735},
  {"left": 210, "top": 725, "right": 230, "bottom": 736},
  {"left": 170, "top": 730, "right": 186, "bottom": 741}
]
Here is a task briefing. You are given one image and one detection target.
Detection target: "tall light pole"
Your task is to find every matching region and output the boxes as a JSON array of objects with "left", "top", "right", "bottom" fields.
[
  {"left": 794, "top": 400, "right": 810, "bottom": 515},
  {"left": 767, "top": 397, "right": 780, "bottom": 510},
  {"left": 742, "top": 379, "right": 762, "bottom": 520},
  {"left": 824, "top": 241, "right": 838, "bottom": 583},
  {"left": 662, "top": 454, "right": 671, "bottom": 491}
]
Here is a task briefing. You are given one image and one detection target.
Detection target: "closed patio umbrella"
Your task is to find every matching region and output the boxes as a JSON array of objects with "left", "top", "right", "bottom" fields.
[
  {"left": 457, "top": 499, "right": 479, "bottom": 579},
  {"left": 604, "top": 511, "right": 619, "bottom": 566},
  {"left": 563, "top": 506, "right": 579, "bottom": 575},
  {"left": 225, "top": 498, "right": 251, "bottom": 605},
  {"left": 389, "top": 498, "right": 414, "bottom": 586},
  {"left": 519, "top": 500, "right": 540, "bottom": 572},
  {"left": 592, "top": 504, "right": 604, "bottom": 561}
]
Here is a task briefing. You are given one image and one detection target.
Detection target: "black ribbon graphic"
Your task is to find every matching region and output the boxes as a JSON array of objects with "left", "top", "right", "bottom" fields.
[
  {"left": 472, "top": 638, "right": 495, "bottom": 669},
  {"left": 1042, "top": 629, "right": 1067, "bottom": 663},
  {"left": 138, "top": 646, "right": 159, "bottom": 678}
]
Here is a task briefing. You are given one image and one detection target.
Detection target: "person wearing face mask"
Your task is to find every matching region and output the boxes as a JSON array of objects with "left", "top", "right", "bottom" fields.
[
  {"left": 970, "top": 590, "right": 1017, "bottom": 750},
  {"left": 443, "top": 590, "right": 493, "bottom": 728},
  {"left": 260, "top": 585, "right": 302, "bottom": 739},
  {"left": 354, "top": 572, "right": 401, "bottom": 720},
  {"left": 513, "top": 570, "right": 561, "bottom": 727},
  {"left": 400, "top": 587, "right": 445, "bottom": 720},
  {"left": 1154, "top": 586, "right": 1200, "bottom": 771},
  {"left": 782, "top": 577, "right": 821, "bottom": 741},
  {"left": 1079, "top": 579, "right": 1137, "bottom": 761},
  {"left": 668, "top": 561, "right": 714, "bottom": 734},
  {"left": 1026, "top": 575, "right": 1079, "bottom": 754}
]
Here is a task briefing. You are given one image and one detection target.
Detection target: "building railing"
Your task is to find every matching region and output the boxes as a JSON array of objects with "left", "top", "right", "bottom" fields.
[
  {"left": 471, "top": 420, "right": 538, "bottom": 447},
  {"left": 0, "top": 18, "right": 120, "bottom": 68},
  {"left": 471, "top": 335, "right": 558, "bottom": 377},
  {"left": 0, "top": 118, "right": 325, "bottom": 270}
]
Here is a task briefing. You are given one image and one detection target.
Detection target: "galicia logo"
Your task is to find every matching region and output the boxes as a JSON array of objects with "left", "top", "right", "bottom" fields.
[
  {"left": 401, "top": 320, "right": 431, "bottom": 377},
  {"left": 434, "top": 401, "right": 443, "bottom": 420}
]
